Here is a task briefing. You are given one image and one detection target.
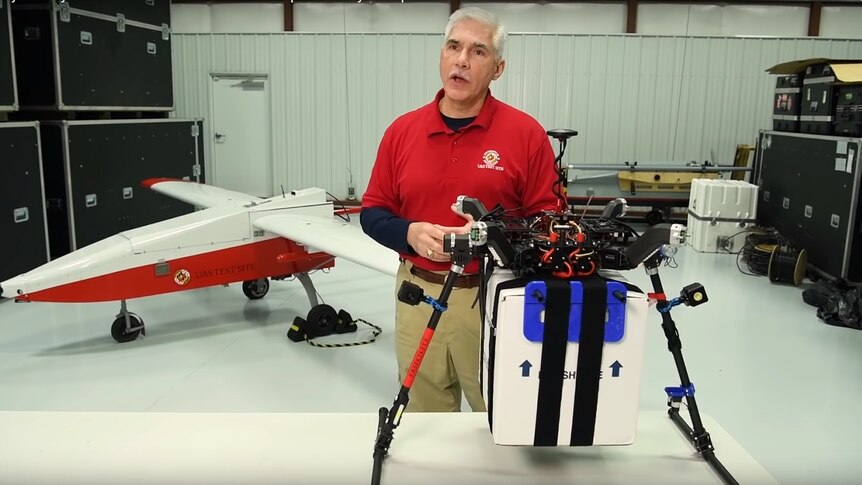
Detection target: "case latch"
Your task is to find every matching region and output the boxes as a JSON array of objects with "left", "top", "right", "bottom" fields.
[{"left": 59, "top": 2, "right": 71, "bottom": 23}]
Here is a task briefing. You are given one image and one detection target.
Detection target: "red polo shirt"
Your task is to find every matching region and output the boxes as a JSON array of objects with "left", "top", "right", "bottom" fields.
[{"left": 362, "top": 89, "right": 559, "bottom": 272}]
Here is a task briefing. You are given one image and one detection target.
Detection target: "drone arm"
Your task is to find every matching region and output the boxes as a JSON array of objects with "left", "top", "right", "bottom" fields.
[{"left": 624, "top": 223, "right": 686, "bottom": 267}]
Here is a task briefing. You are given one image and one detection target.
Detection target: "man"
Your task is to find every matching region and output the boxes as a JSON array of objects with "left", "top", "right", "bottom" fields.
[{"left": 360, "top": 7, "right": 560, "bottom": 412}]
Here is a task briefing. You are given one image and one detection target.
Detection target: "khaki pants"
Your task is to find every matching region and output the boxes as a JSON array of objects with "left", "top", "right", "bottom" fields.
[{"left": 395, "top": 261, "right": 487, "bottom": 413}]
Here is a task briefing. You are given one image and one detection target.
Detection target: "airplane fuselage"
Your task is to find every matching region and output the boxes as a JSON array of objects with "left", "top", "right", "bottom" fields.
[{"left": 1, "top": 189, "right": 336, "bottom": 303}]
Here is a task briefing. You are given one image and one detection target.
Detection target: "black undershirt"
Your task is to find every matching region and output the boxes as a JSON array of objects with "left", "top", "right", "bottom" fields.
[{"left": 441, "top": 113, "right": 477, "bottom": 131}]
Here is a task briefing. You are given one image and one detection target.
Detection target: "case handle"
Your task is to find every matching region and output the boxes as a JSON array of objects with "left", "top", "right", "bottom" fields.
[{"left": 14, "top": 207, "right": 29, "bottom": 224}]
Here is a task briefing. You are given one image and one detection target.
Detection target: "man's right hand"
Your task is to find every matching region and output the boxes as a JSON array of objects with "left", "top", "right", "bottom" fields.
[
  {"left": 407, "top": 222, "right": 451, "bottom": 262},
  {"left": 408, "top": 206, "right": 475, "bottom": 261}
]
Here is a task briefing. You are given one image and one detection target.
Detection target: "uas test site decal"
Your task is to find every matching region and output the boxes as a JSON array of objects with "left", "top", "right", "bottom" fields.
[
  {"left": 174, "top": 269, "right": 191, "bottom": 286},
  {"left": 194, "top": 263, "right": 255, "bottom": 280},
  {"left": 519, "top": 360, "right": 625, "bottom": 379}
]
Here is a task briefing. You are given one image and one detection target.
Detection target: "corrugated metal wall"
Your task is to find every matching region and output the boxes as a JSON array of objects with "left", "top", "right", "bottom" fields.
[{"left": 171, "top": 33, "right": 862, "bottom": 199}]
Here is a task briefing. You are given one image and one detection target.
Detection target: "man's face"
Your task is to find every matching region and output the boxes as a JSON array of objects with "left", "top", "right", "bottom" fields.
[{"left": 439, "top": 19, "right": 505, "bottom": 109}]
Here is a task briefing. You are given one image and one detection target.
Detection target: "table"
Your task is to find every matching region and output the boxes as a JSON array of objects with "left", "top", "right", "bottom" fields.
[{"left": 0, "top": 410, "right": 776, "bottom": 484}]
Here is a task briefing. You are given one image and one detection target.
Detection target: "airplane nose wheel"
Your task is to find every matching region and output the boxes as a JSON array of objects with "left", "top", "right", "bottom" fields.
[
  {"left": 111, "top": 301, "right": 145, "bottom": 343},
  {"left": 242, "top": 278, "right": 270, "bottom": 300}
]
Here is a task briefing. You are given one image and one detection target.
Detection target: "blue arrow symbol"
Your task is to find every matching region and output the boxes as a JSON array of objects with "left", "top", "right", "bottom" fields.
[
  {"left": 610, "top": 361, "right": 623, "bottom": 377},
  {"left": 520, "top": 360, "right": 533, "bottom": 377}
]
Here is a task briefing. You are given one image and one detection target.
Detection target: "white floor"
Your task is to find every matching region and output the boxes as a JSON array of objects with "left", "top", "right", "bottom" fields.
[{"left": 1, "top": 244, "right": 860, "bottom": 484}]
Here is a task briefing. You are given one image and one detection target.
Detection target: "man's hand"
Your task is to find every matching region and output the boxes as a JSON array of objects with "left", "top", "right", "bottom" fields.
[{"left": 407, "top": 207, "right": 474, "bottom": 262}]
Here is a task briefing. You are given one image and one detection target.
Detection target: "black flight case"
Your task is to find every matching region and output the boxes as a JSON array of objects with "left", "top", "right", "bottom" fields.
[
  {"left": 772, "top": 75, "right": 801, "bottom": 133},
  {"left": 0, "top": 0, "right": 18, "bottom": 111},
  {"left": 40, "top": 118, "right": 205, "bottom": 259},
  {"left": 755, "top": 130, "right": 862, "bottom": 283},
  {"left": 0, "top": 122, "right": 49, "bottom": 282},
  {"left": 11, "top": 0, "right": 172, "bottom": 111}
]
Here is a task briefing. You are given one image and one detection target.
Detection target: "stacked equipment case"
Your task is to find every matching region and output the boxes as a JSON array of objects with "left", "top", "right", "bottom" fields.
[
  {"left": 767, "top": 58, "right": 862, "bottom": 137},
  {"left": 834, "top": 85, "right": 862, "bottom": 138},
  {"left": 40, "top": 119, "right": 204, "bottom": 259},
  {"left": 755, "top": 130, "right": 862, "bottom": 283},
  {"left": 11, "top": 0, "right": 172, "bottom": 111},
  {"left": 2, "top": 0, "right": 209, "bottom": 268},
  {"left": 800, "top": 62, "right": 839, "bottom": 136},
  {"left": 0, "top": 122, "right": 49, "bottom": 282},
  {"left": 1, "top": 0, "right": 18, "bottom": 110},
  {"left": 772, "top": 75, "right": 801, "bottom": 133}
]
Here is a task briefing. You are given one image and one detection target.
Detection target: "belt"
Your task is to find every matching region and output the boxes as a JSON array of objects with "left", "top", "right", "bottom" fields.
[{"left": 409, "top": 265, "right": 480, "bottom": 289}]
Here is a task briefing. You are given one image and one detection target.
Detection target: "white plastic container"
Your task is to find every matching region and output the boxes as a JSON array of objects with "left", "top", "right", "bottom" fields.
[{"left": 686, "top": 178, "right": 759, "bottom": 253}]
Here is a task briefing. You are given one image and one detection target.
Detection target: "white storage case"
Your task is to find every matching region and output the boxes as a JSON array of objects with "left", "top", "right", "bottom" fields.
[
  {"left": 686, "top": 179, "right": 759, "bottom": 253},
  {"left": 481, "top": 270, "right": 649, "bottom": 446}
]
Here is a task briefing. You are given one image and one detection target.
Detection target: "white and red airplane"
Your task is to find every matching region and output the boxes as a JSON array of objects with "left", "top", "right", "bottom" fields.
[{"left": 0, "top": 178, "right": 399, "bottom": 342}]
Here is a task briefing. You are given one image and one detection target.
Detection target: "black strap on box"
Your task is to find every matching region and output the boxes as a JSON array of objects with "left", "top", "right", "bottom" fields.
[
  {"left": 570, "top": 276, "right": 607, "bottom": 446},
  {"left": 533, "top": 278, "right": 572, "bottom": 445}
]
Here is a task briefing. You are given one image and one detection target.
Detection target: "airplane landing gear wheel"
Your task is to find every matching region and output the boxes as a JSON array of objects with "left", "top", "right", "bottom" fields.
[
  {"left": 306, "top": 304, "right": 338, "bottom": 337},
  {"left": 111, "top": 313, "right": 145, "bottom": 343},
  {"left": 242, "top": 278, "right": 270, "bottom": 300}
]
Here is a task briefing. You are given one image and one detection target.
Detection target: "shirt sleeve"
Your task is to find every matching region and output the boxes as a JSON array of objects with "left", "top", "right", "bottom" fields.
[
  {"left": 359, "top": 206, "right": 414, "bottom": 254},
  {"left": 521, "top": 129, "right": 563, "bottom": 216},
  {"left": 362, "top": 126, "right": 400, "bottom": 214},
  {"left": 360, "top": 124, "right": 414, "bottom": 254}
]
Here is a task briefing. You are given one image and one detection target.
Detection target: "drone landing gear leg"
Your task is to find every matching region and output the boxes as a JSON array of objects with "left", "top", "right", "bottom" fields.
[
  {"left": 370, "top": 264, "right": 462, "bottom": 485},
  {"left": 643, "top": 257, "right": 738, "bottom": 485}
]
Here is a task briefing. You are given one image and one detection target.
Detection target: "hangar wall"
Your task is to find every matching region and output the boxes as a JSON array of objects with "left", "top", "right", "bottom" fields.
[{"left": 171, "top": 32, "right": 862, "bottom": 199}]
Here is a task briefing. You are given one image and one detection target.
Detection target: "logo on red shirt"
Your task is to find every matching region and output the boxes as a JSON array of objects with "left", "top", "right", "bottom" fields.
[{"left": 478, "top": 150, "right": 504, "bottom": 171}]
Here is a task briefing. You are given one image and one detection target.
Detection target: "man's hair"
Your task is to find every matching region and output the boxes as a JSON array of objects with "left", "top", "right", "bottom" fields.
[{"left": 444, "top": 7, "right": 507, "bottom": 62}]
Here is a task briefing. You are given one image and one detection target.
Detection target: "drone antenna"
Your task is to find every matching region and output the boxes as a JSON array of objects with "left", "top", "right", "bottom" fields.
[
  {"left": 280, "top": 184, "right": 286, "bottom": 198},
  {"left": 580, "top": 193, "right": 593, "bottom": 219}
]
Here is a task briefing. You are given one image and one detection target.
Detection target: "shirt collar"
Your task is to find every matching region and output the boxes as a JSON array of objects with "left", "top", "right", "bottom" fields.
[{"left": 425, "top": 88, "right": 498, "bottom": 136}]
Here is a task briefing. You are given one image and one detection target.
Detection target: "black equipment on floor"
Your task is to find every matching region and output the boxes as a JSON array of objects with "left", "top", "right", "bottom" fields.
[
  {"left": 768, "top": 246, "right": 808, "bottom": 286},
  {"left": 288, "top": 306, "right": 357, "bottom": 342}
]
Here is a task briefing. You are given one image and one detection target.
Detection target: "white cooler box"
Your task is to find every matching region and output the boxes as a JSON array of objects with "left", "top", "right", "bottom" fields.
[
  {"left": 686, "top": 178, "right": 759, "bottom": 253},
  {"left": 481, "top": 270, "right": 649, "bottom": 446}
]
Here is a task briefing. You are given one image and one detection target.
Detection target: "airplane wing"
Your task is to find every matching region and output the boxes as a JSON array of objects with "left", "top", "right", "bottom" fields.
[
  {"left": 143, "top": 178, "right": 264, "bottom": 208},
  {"left": 253, "top": 214, "right": 400, "bottom": 277}
]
